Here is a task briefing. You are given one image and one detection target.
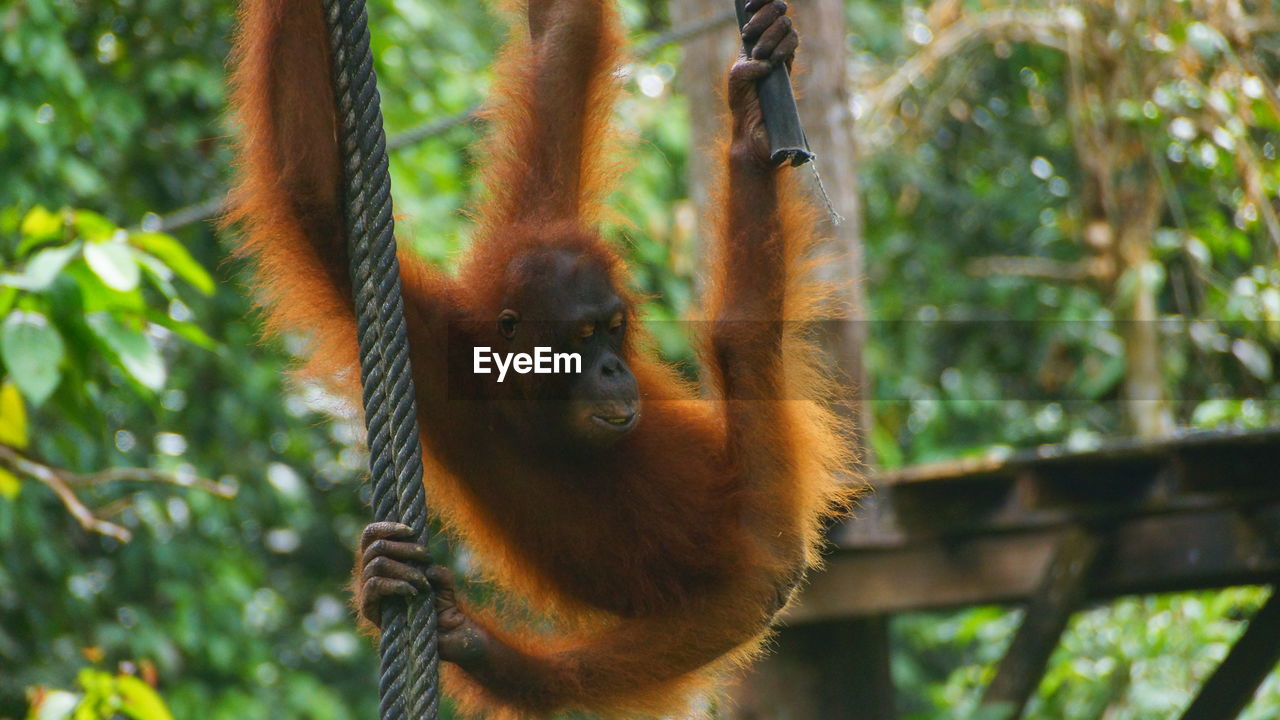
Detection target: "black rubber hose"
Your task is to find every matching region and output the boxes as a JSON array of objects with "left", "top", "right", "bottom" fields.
[{"left": 734, "top": 0, "right": 813, "bottom": 166}]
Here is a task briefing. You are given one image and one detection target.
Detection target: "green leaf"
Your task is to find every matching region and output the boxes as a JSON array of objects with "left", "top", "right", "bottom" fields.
[
  {"left": 869, "top": 420, "right": 905, "bottom": 469},
  {"left": 0, "top": 379, "right": 21, "bottom": 477},
  {"left": 72, "top": 210, "right": 117, "bottom": 242},
  {"left": 1187, "top": 22, "right": 1226, "bottom": 59},
  {"left": 1, "top": 310, "right": 65, "bottom": 406},
  {"left": 1232, "top": 338, "right": 1272, "bottom": 380},
  {"left": 1077, "top": 353, "right": 1127, "bottom": 400},
  {"left": 145, "top": 308, "right": 216, "bottom": 350},
  {"left": 115, "top": 675, "right": 174, "bottom": 720},
  {"left": 131, "top": 232, "right": 215, "bottom": 295},
  {"left": 1192, "top": 398, "right": 1240, "bottom": 428},
  {"left": 136, "top": 252, "right": 178, "bottom": 299},
  {"left": 86, "top": 313, "right": 165, "bottom": 391},
  {"left": 0, "top": 244, "right": 80, "bottom": 291},
  {"left": 0, "top": 207, "right": 21, "bottom": 236},
  {"left": 19, "top": 206, "right": 63, "bottom": 242},
  {"left": 0, "top": 287, "right": 15, "bottom": 317},
  {"left": 0, "top": 469, "right": 19, "bottom": 500},
  {"left": 0, "top": 381, "right": 28, "bottom": 448},
  {"left": 84, "top": 240, "right": 141, "bottom": 292},
  {"left": 68, "top": 263, "right": 146, "bottom": 314}
]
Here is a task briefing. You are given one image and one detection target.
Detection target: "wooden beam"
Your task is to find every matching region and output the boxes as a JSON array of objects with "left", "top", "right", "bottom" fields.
[
  {"left": 978, "top": 527, "right": 1102, "bottom": 719},
  {"left": 791, "top": 504, "right": 1280, "bottom": 620},
  {"left": 1179, "top": 588, "right": 1280, "bottom": 720},
  {"left": 876, "top": 427, "right": 1280, "bottom": 488},
  {"left": 880, "top": 445, "right": 1280, "bottom": 539}
]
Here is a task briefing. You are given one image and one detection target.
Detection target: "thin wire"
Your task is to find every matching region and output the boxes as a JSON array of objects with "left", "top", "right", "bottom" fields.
[{"left": 808, "top": 162, "right": 845, "bottom": 226}]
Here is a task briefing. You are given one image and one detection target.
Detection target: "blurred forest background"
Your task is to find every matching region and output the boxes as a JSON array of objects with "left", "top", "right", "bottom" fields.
[{"left": 2, "top": 0, "right": 1279, "bottom": 717}]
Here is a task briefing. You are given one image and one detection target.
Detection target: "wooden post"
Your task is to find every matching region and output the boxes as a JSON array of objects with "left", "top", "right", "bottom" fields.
[
  {"left": 978, "top": 526, "right": 1103, "bottom": 719},
  {"left": 1179, "top": 587, "right": 1280, "bottom": 720},
  {"left": 727, "top": 617, "right": 895, "bottom": 720}
]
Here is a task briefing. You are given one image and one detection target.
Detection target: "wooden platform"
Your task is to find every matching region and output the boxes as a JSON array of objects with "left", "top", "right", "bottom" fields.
[
  {"left": 793, "top": 427, "right": 1280, "bottom": 621},
  {"left": 730, "top": 429, "right": 1280, "bottom": 720}
]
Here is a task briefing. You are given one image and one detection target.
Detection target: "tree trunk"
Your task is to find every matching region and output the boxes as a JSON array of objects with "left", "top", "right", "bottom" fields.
[
  {"left": 1116, "top": 197, "right": 1172, "bottom": 439},
  {"left": 791, "top": 0, "right": 870, "bottom": 451},
  {"left": 670, "top": 0, "right": 739, "bottom": 259},
  {"left": 1066, "top": 2, "right": 1173, "bottom": 439}
]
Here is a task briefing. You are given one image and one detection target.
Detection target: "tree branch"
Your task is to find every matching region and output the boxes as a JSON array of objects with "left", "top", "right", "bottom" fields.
[
  {"left": 0, "top": 443, "right": 236, "bottom": 542},
  {"left": 67, "top": 465, "right": 236, "bottom": 498},
  {"left": 858, "top": 8, "right": 1067, "bottom": 131},
  {"left": 966, "top": 255, "right": 1091, "bottom": 282}
]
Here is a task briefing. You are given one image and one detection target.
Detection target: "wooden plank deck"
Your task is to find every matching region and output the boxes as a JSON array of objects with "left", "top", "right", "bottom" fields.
[{"left": 789, "top": 428, "right": 1280, "bottom": 621}]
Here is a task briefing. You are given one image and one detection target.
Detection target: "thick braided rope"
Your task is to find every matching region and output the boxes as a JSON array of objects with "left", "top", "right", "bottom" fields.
[{"left": 322, "top": 0, "right": 440, "bottom": 717}]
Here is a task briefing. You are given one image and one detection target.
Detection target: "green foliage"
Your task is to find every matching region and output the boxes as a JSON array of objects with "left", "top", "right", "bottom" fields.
[
  {"left": 893, "top": 588, "right": 1280, "bottom": 720},
  {"left": 0, "top": 0, "right": 382, "bottom": 715},
  {"left": 0, "top": 0, "right": 232, "bottom": 213},
  {"left": 855, "top": 1, "right": 1280, "bottom": 464},
  {"left": 0, "top": 207, "right": 213, "bottom": 413},
  {"left": 26, "top": 668, "right": 173, "bottom": 720},
  {"left": 1, "top": 0, "right": 1278, "bottom": 717}
]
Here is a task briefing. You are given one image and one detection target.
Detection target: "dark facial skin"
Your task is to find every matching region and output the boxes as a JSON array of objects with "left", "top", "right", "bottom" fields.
[
  {"left": 493, "top": 249, "right": 639, "bottom": 449},
  {"left": 358, "top": 0, "right": 798, "bottom": 679}
]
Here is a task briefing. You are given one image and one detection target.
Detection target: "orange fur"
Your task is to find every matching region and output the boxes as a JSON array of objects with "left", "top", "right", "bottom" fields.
[{"left": 225, "top": 0, "right": 857, "bottom": 716}]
